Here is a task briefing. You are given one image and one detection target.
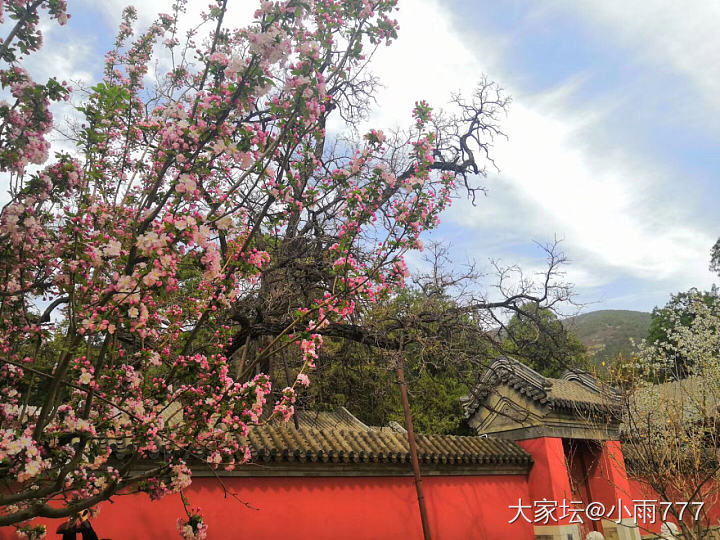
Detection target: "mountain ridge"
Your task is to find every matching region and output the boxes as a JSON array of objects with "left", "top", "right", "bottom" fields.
[{"left": 563, "top": 309, "right": 651, "bottom": 369}]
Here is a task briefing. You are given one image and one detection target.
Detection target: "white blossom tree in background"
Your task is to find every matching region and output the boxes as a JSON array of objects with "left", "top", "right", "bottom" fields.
[{"left": 616, "top": 294, "right": 720, "bottom": 539}]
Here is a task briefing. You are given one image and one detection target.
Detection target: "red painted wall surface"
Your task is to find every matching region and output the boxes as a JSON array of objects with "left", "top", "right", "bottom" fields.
[
  {"left": 517, "top": 437, "right": 575, "bottom": 525},
  {"left": 586, "top": 441, "right": 634, "bottom": 510},
  {"left": 1, "top": 474, "right": 534, "bottom": 540},
  {"left": 585, "top": 440, "right": 635, "bottom": 535},
  {"left": 629, "top": 477, "right": 720, "bottom": 536}
]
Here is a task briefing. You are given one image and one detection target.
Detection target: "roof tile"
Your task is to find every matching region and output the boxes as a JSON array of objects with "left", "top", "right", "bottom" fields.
[{"left": 246, "top": 424, "right": 532, "bottom": 467}]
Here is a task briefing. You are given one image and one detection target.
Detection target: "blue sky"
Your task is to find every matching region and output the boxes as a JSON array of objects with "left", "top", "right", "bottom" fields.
[
  {"left": 369, "top": 0, "right": 720, "bottom": 313},
  {"left": 4, "top": 0, "right": 719, "bottom": 314}
]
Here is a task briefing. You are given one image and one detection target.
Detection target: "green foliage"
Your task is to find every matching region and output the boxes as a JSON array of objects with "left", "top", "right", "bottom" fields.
[
  {"left": 503, "top": 304, "right": 589, "bottom": 377},
  {"left": 399, "top": 363, "right": 477, "bottom": 435},
  {"left": 710, "top": 237, "right": 720, "bottom": 277},
  {"left": 304, "top": 340, "right": 480, "bottom": 435},
  {"left": 307, "top": 341, "right": 399, "bottom": 427},
  {"left": 296, "top": 288, "right": 492, "bottom": 435}
]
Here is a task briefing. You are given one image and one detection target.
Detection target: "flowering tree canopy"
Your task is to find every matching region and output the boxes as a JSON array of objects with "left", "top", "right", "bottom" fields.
[
  {"left": 617, "top": 294, "right": 720, "bottom": 539},
  {"left": 0, "top": 0, "right": 510, "bottom": 535}
]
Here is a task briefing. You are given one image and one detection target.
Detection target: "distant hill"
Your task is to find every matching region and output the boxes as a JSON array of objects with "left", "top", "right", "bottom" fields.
[{"left": 563, "top": 310, "right": 651, "bottom": 370}]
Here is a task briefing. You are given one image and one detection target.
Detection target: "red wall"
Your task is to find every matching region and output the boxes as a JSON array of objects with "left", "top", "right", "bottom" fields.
[
  {"left": 517, "top": 437, "right": 573, "bottom": 505},
  {"left": 629, "top": 477, "right": 720, "bottom": 536},
  {"left": 1, "top": 475, "right": 534, "bottom": 540},
  {"left": 585, "top": 441, "right": 635, "bottom": 529}
]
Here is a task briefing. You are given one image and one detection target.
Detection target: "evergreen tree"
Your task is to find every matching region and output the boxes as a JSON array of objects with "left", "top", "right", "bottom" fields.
[{"left": 502, "top": 303, "right": 589, "bottom": 377}]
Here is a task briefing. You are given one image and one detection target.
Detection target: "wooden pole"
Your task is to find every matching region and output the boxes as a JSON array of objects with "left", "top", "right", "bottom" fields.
[{"left": 397, "top": 359, "right": 432, "bottom": 540}]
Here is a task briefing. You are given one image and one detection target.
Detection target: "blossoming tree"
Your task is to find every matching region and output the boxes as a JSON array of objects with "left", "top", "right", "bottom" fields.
[
  {"left": 1, "top": 0, "right": 510, "bottom": 536},
  {"left": 616, "top": 293, "right": 720, "bottom": 539}
]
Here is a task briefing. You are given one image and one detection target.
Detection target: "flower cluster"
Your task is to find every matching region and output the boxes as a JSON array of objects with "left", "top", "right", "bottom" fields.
[
  {"left": 0, "top": 0, "right": 477, "bottom": 533},
  {"left": 14, "top": 524, "right": 46, "bottom": 540},
  {"left": 177, "top": 507, "right": 208, "bottom": 540},
  {"left": 0, "top": 0, "right": 70, "bottom": 173}
]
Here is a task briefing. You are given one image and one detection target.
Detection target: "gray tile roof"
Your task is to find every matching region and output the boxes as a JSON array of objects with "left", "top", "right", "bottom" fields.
[
  {"left": 626, "top": 375, "right": 720, "bottom": 428},
  {"left": 462, "top": 356, "right": 620, "bottom": 418},
  {"left": 106, "top": 406, "right": 530, "bottom": 470},
  {"left": 246, "top": 423, "right": 532, "bottom": 466},
  {"left": 546, "top": 378, "right": 616, "bottom": 409}
]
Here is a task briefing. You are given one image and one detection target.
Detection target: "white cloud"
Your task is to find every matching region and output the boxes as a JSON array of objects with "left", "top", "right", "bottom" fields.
[
  {"left": 492, "top": 98, "right": 714, "bottom": 281},
  {"left": 357, "top": 0, "right": 717, "bottom": 304},
  {"left": 81, "top": 0, "right": 720, "bottom": 309},
  {"left": 358, "top": 0, "right": 501, "bottom": 131},
  {"left": 75, "top": 0, "right": 256, "bottom": 37},
  {"left": 540, "top": 1, "right": 720, "bottom": 113},
  {"left": 0, "top": 18, "right": 97, "bottom": 205},
  {"left": 75, "top": 0, "right": 178, "bottom": 29}
]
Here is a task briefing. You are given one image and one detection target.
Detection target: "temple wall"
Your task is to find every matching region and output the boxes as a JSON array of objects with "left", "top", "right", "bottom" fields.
[
  {"left": 6, "top": 442, "right": 720, "bottom": 539},
  {"left": 0, "top": 474, "right": 534, "bottom": 540},
  {"left": 6, "top": 464, "right": 720, "bottom": 539}
]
